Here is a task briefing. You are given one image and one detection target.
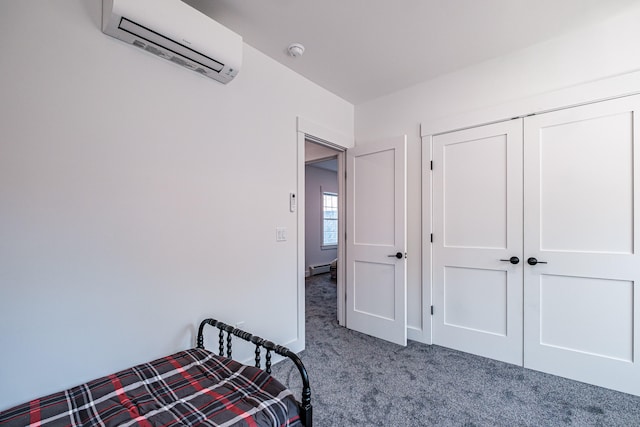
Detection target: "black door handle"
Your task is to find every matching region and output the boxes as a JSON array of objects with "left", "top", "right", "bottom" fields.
[
  {"left": 387, "top": 252, "right": 404, "bottom": 259},
  {"left": 527, "top": 257, "right": 548, "bottom": 266},
  {"left": 500, "top": 256, "right": 520, "bottom": 265}
]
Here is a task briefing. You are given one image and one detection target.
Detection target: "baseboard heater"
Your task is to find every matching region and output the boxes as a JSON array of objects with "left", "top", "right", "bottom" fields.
[{"left": 309, "top": 263, "right": 331, "bottom": 276}]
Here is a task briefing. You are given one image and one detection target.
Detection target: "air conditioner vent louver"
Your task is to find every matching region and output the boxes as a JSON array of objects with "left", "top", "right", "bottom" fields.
[
  {"left": 102, "top": 0, "right": 242, "bottom": 84},
  {"left": 170, "top": 56, "right": 188, "bottom": 67},
  {"left": 144, "top": 44, "right": 166, "bottom": 58}
]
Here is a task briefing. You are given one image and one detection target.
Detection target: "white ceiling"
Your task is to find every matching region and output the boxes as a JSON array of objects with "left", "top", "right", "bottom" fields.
[
  {"left": 307, "top": 159, "right": 338, "bottom": 173},
  {"left": 184, "top": 0, "right": 639, "bottom": 104}
]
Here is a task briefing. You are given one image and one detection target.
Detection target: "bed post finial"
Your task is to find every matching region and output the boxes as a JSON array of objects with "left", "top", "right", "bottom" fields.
[{"left": 197, "top": 318, "right": 216, "bottom": 349}]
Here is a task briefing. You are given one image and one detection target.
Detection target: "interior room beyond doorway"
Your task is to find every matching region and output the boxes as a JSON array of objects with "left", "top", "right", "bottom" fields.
[{"left": 304, "top": 139, "right": 341, "bottom": 319}]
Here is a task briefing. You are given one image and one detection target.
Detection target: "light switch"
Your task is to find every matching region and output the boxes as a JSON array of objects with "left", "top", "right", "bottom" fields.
[{"left": 276, "top": 227, "right": 287, "bottom": 242}]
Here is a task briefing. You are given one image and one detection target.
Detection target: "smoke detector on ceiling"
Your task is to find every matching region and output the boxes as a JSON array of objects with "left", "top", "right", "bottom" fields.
[{"left": 287, "top": 43, "right": 305, "bottom": 57}]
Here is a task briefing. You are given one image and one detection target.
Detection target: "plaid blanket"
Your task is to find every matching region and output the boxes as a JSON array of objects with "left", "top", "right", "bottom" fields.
[{"left": 0, "top": 348, "right": 302, "bottom": 427}]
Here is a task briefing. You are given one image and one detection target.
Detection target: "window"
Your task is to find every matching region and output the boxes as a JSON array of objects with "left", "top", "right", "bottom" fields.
[{"left": 322, "top": 192, "right": 338, "bottom": 248}]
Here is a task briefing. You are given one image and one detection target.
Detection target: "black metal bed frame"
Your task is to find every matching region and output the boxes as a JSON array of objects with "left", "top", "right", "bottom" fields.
[{"left": 197, "top": 318, "right": 312, "bottom": 427}]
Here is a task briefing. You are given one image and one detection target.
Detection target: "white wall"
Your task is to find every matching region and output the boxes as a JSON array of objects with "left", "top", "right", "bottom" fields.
[
  {"left": 0, "top": 0, "right": 353, "bottom": 410},
  {"left": 305, "top": 165, "right": 338, "bottom": 272},
  {"left": 355, "top": 4, "right": 640, "bottom": 341}
]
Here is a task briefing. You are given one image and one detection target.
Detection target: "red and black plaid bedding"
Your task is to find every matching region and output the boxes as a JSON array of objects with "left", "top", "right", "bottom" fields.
[{"left": 0, "top": 348, "right": 302, "bottom": 427}]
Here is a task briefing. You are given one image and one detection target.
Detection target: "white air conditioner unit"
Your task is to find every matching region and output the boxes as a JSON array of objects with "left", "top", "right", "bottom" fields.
[{"left": 102, "top": 0, "right": 242, "bottom": 84}]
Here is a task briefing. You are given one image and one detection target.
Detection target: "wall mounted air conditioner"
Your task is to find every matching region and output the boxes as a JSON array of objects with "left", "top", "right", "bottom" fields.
[{"left": 102, "top": 0, "right": 242, "bottom": 84}]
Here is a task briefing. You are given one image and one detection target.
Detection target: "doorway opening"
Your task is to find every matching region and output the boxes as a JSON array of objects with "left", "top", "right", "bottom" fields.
[{"left": 304, "top": 138, "right": 345, "bottom": 326}]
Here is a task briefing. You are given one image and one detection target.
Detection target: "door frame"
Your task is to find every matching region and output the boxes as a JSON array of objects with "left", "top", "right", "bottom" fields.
[
  {"left": 420, "top": 131, "right": 433, "bottom": 344},
  {"left": 296, "top": 117, "right": 353, "bottom": 341}
]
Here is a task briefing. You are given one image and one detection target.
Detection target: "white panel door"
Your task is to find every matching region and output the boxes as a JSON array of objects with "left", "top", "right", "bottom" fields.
[
  {"left": 523, "top": 95, "right": 640, "bottom": 395},
  {"left": 346, "top": 136, "right": 407, "bottom": 346},
  {"left": 432, "top": 120, "right": 524, "bottom": 365}
]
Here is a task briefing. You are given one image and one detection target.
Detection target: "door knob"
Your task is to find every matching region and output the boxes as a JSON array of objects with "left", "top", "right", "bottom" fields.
[
  {"left": 527, "top": 257, "right": 547, "bottom": 266},
  {"left": 500, "top": 256, "right": 520, "bottom": 265},
  {"left": 388, "top": 252, "right": 404, "bottom": 259}
]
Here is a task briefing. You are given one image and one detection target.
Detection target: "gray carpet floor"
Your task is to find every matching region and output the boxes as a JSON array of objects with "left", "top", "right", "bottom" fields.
[{"left": 271, "top": 273, "right": 640, "bottom": 426}]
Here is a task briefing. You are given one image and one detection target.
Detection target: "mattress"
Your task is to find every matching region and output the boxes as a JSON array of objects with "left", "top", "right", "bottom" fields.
[{"left": 0, "top": 348, "right": 302, "bottom": 427}]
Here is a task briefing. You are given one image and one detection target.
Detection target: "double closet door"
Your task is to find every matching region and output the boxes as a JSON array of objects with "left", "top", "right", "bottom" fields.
[{"left": 432, "top": 94, "right": 640, "bottom": 396}]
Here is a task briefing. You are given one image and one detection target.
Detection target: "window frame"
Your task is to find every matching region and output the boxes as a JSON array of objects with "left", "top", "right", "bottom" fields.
[{"left": 321, "top": 190, "right": 338, "bottom": 250}]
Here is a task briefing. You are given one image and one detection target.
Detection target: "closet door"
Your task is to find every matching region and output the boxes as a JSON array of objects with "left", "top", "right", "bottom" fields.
[
  {"left": 432, "top": 119, "right": 523, "bottom": 365},
  {"left": 523, "top": 95, "right": 640, "bottom": 396}
]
